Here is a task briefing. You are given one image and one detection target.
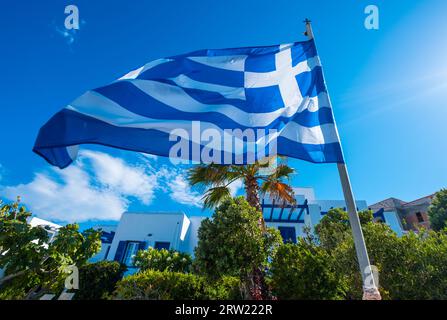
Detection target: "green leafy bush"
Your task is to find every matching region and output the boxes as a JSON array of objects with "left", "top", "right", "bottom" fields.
[
  {"left": 270, "top": 237, "right": 346, "bottom": 300},
  {"left": 134, "top": 248, "right": 192, "bottom": 273},
  {"left": 113, "top": 269, "right": 242, "bottom": 300},
  {"left": 315, "top": 208, "right": 447, "bottom": 300},
  {"left": 193, "top": 196, "right": 282, "bottom": 280},
  {"left": 206, "top": 276, "right": 243, "bottom": 300},
  {"left": 428, "top": 189, "right": 447, "bottom": 231},
  {"left": 74, "top": 261, "right": 127, "bottom": 300},
  {"left": 0, "top": 199, "right": 101, "bottom": 299}
]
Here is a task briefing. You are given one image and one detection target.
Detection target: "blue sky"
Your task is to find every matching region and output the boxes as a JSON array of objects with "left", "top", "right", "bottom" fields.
[{"left": 1, "top": 0, "right": 446, "bottom": 229}]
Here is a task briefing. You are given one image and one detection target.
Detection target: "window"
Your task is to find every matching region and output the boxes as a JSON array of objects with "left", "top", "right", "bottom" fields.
[
  {"left": 123, "top": 242, "right": 140, "bottom": 266},
  {"left": 415, "top": 212, "right": 424, "bottom": 223},
  {"left": 154, "top": 241, "right": 170, "bottom": 250},
  {"left": 278, "top": 227, "right": 297, "bottom": 244}
]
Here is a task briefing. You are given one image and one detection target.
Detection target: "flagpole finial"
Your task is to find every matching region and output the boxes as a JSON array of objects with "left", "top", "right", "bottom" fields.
[{"left": 303, "top": 18, "right": 314, "bottom": 40}]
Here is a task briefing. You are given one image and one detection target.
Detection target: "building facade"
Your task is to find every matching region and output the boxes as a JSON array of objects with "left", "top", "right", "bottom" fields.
[
  {"left": 369, "top": 194, "right": 434, "bottom": 232},
  {"left": 93, "top": 187, "right": 405, "bottom": 271}
]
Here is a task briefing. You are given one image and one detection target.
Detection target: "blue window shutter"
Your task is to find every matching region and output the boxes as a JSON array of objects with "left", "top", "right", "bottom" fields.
[
  {"left": 114, "top": 241, "right": 127, "bottom": 262},
  {"left": 104, "top": 246, "right": 111, "bottom": 260},
  {"left": 278, "top": 227, "right": 297, "bottom": 244},
  {"left": 138, "top": 241, "right": 147, "bottom": 252},
  {"left": 154, "top": 242, "right": 170, "bottom": 250}
]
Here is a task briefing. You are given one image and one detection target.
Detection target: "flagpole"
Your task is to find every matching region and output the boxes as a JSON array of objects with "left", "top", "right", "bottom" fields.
[{"left": 304, "top": 19, "right": 381, "bottom": 300}]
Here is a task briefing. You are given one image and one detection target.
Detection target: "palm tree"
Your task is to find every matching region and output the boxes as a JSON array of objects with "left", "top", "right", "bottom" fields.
[
  {"left": 187, "top": 159, "right": 296, "bottom": 299},
  {"left": 188, "top": 160, "right": 296, "bottom": 219}
]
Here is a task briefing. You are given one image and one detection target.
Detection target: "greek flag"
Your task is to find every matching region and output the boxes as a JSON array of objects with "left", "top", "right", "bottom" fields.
[{"left": 34, "top": 39, "right": 344, "bottom": 168}]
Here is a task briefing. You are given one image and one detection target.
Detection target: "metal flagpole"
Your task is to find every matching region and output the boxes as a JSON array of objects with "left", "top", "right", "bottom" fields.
[{"left": 304, "top": 19, "right": 382, "bottom": 300}]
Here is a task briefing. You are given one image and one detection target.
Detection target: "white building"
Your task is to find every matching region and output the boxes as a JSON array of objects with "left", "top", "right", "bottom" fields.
[
  {"left": 92, "top": 212, "right": 204, "bottom": 274},
  {"left": 28, "top": 217, "right": 61, "bottom": 243},
  {"left": 93, "top": 187, "right": 404, "bottom": 270}
]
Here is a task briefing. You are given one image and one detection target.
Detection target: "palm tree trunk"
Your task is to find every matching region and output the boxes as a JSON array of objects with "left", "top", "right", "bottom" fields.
[
  {"left": 244, "top": 177, "right": 270, "bottom": 299},
  {"left": 244, "top": 177, "right": 266, "bottom": 231}
]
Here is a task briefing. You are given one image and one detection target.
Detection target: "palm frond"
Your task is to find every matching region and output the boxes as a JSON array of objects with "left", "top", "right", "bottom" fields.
[
  {"left": 187, "top": 163, "right": 231, "bottom": 188},
  {"left": 260, "top": 180, "right": 295, "bottom": 204},
  {"left": 270, "top": 164, "right": 294, "bottom": 180},
  {"left": 202, "top": 186, "right": 232, "bottom": 209}
]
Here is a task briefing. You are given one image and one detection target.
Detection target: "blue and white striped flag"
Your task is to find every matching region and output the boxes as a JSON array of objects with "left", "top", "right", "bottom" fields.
[{"left": 34, "top": 39, "right": 344, "bottom": 168}]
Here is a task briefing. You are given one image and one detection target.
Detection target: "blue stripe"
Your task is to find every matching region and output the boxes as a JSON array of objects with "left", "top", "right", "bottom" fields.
[
  {"left": 138, "top": 58, "right": 244, "bottom": 87},
  {"left": 181, "top": 87, "right": 247, "bottom": 110},
  {"left": 277, "top": 139, "right": 343, "bottom": 163},
  {"left": 245, "top": 85, "right": 285, "bottom": 111},
  {"left": 182, "top": 40, "right": 315, "bottom": 60},
  {"left": 291, "top": 40, "right": 317, "bottom": 67},
  {"left": 296, "top": 66, "right": 326, "bottom": 98},
  {"left": 93, "top": 81, "right": 334, "bottom": 129},
  {"left": 245, "top": 54, "right": 277, "bottom": 72},
  {"left": 139, "top": 40, "right": 317, "bottom": 87},
  {"left": 33, "top": 109, "right": 343, "bottom": 169},
  {"left": 144, "top": 78, "right": 247, "bottom": 110},
  {"left": 176, "top": 43, "right": 282, "bottom": 58}
]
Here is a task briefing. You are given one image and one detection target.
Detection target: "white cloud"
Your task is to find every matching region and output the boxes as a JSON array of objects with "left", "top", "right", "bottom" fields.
[
  {"left": 158, "top": 168, "right": 243, "bottom": 208},
  {"left": 0, "top": 150, "right": 246, "bottom": 222},
  {"left": 228, "top": 179, "right": 243, "bottom": 197},
  {"left": 155, "top": 167, "right": 203, "bottom": 208},
  {"left": 165, "top": 174, "right": 203, "bottom": 208},
  {"left": 1, "top": 151, "right": 158, "bottom": 223},
  {"left": 140, "top": 153, "right": 158, "bottom": 161},
  {"left": 81, "top": 150, "right": 156, "bottom": 205}
]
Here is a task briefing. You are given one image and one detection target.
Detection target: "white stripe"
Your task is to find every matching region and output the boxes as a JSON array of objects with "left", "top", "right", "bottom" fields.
[
  {"left": 119, "top": 66, "right": 144, "bottom": 80},
  {"left": 279, "top": 122, "right": 339, "bottom": 145},
  {"left": 130, "top": 79, "right": 326, "bottom": 127},
  {"left": 169, "top": 74, "right": 246, "bottom": 100},
  {"left": 188, "top": 55, "right": 247, "bottom": 71},
  {"left": 118, "top": 58, "right": 173, "bottom": 80},
  {"left": 275, "top": 46, "right": 302, "bottom": 107},
  {"left": 306, "top": 92, "right": 329, "bottom": 112},
  {"left": 67, "top": 94, "right": 273, "bottom": 154},
  {"left": 244, "top": 56, "right": 321, "bottom": 88},
  {"left": 66, "top": 91, "right": 339, "bottom": 146}
]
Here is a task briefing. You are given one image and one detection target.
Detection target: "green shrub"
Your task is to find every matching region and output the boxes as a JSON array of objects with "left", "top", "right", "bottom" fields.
[
  {"left": 205, "top": 276, "right": 243, "bottom": 300},
  {"left": 193, "top": 197, "right": 282, "bottom": 280},
  {"left": 315, "top": 208, "right": 447, "bottom": 300},
  {"left": 0, "top": 273, "right": 40, "bottom": 300},
  {"left": 364, "top": 227, "right": 447, "bottom": 300},
  {"left": 0, "top": 199, "right": 102, "bottom": 299},
  {"left": 134, "top": 248, "right": 192, "bottom": 273},
  {"left": 113, "top": 269, "right": 242, "bottom": 300},
  {"left": 270, "top": 240, "right": 346, "bottom": 300},
  {"left": 74, "top": 261, "right": 127, "bottom": 300},
  {"left": 428, "top": 188, "right": 447, "bottom": 231}
]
